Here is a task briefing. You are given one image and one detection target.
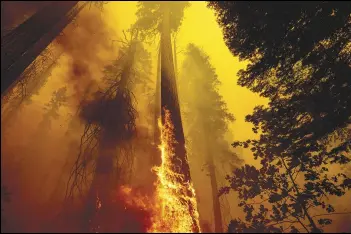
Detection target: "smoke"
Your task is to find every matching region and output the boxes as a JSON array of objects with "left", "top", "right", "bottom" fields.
[
  {"left": 55, "top": 6, "right": 118, "bottom": 108},
  {"left": 1, "top": 101, "right": 70, "bottom": 232},
  {"left": 1, "top": 4, "right": 120, "bottom": 232}
]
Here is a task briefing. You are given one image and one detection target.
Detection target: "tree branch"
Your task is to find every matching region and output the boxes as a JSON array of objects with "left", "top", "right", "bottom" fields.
[{"left": 312, "top": 212, "right": 351, "bottom": 218}]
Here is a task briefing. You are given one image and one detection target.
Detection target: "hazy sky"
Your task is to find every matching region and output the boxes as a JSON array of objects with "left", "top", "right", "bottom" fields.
[
  {"left": 102, "top": 1, "right": 268, "bottom": 167},
  {"left": 29, "top": 3, "right": 268, "bottom": 226},
  {"left": 104, "top": 1, "right": 268, "bottom": 142},
  {"left": 31, "top": 1, "right": 268, "bottom": 165}
]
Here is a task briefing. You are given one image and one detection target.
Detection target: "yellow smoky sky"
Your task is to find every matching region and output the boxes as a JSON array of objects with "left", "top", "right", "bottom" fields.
[
  {"left": 102, "top": 1, "right": 268, "bottom": 165},
  {"left": 32, "top": 1, "right": 268, "bottom": 164}
]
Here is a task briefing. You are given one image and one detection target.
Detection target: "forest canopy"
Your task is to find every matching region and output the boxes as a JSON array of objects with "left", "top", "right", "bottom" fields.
[{"left": 209, "top": 1, "right": 351, "bottom": 233}]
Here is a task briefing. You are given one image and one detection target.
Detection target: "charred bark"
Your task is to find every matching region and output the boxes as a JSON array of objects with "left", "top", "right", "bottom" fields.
[
  {"left": 160, "top": 6, "right": 199, "bottom": 233},
  {"left": 1, "top": 1, "right": 84, "bottom": 95},
  {"left": 160, "top": 6, "right": 190, "bottom": 182}
]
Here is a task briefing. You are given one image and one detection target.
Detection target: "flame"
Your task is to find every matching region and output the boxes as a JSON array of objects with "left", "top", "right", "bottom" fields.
[
  {"left": 148, "top": 108, "right": 201, "bottom": 233},
  {"left": 110, "top": 108, "right": 201, "bottom": 233}
]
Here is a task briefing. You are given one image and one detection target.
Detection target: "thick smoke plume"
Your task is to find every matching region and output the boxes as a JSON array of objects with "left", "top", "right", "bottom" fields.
[
  {"left": 1, "top": 5, "right": 120, "bottom": 233},
  {"left": 55, "top": 7, "right": 118, "bottom": 108}
]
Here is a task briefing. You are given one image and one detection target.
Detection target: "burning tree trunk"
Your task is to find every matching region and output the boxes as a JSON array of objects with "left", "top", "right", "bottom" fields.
[
  {"left": 160, "top": 4, "right": 190, "bottom": 184},
  {"left": 159, "top": 6, "right": 200, "bottom": 233},
  {"left": 1, "top": 1, "right": 84, "bottom": 95}
]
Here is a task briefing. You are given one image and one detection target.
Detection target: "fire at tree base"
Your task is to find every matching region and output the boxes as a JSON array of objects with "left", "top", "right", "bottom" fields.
[
  {"left": 150, "top": 108, "right": 201, "bottom": 233},
  {"left": 108, "top": 108, "right": 201, "bottom": 233}
]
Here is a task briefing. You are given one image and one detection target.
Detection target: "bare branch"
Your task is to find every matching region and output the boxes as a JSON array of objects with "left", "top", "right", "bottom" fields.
[{"left": 312, "top": 212, "right": 351, "bottom": 218}]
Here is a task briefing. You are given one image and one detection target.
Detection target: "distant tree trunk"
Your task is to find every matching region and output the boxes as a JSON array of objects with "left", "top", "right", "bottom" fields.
[
  {"left": 1, "top": 49, "right": 63, "bottom": 126},
  {"left": 173, "top": 34, "right": 178, "bottom": 78},
  {"left": 198, "top": 118, "right": 223, "bottom": 233},
  {"left": 1, "top": 1, "right": 85, "bottom": 95},
  {"left": 152, "top": 45, "right": 162, "bottom": 166},
  {"left": 207, "top": 152, "right": 223, "bottom": 233},
  {"left": 160, "top": 6, "right": 199, "bottom": 233}
]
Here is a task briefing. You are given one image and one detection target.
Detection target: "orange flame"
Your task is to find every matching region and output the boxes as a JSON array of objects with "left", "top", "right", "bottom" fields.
[
  {"left": 115, "top": 108, "right": 201, "bottom": 233},
  {"left": 148, "top": 108, "right": 201, "bottom": 233}
]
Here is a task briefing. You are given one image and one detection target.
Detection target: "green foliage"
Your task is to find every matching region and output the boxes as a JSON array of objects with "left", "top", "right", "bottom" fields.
[
  {"left": 209, "top": 1, "right": 351, "bottom": 233},
  {"left": 133, "top": 1, "right": 190, "bottom": 41}
]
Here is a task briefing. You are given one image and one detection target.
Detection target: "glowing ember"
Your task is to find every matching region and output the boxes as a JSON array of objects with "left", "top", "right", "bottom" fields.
[{"left": 148, "top": 108, "right": 201, "bottom": 233}]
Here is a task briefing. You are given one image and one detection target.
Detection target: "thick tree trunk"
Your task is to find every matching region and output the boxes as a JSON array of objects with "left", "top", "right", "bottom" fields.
[
  {"left": 160, "top": 6, "right": 190, "bottom": 182},
  {"left": 160, "top": 7, "right": 199, "bottom": 233},
  {"left": 1, "top": 1, "right": 83, "bottom": 95}
]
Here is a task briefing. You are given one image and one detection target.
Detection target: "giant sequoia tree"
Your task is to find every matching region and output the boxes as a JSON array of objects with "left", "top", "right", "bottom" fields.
[
  {"left": 179, "top": 44, "right": 241, "bottom": 232},
  {"left": 134, "top": 3, "right": 201, "bottom": 232},
  {"left": 134, "top": 2, "right": 191, "bottom": 177},
  {"left": 209, "top": 2, "right": 351, "bottom": 233}
]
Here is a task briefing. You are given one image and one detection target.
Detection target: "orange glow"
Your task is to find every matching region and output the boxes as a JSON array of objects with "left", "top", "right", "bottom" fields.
[
  {"left": 149, "top": 108, "right": 201, "bottom": 233},
  {"left": 116, "top": 108, "right": 201, "bottom": 233}
]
